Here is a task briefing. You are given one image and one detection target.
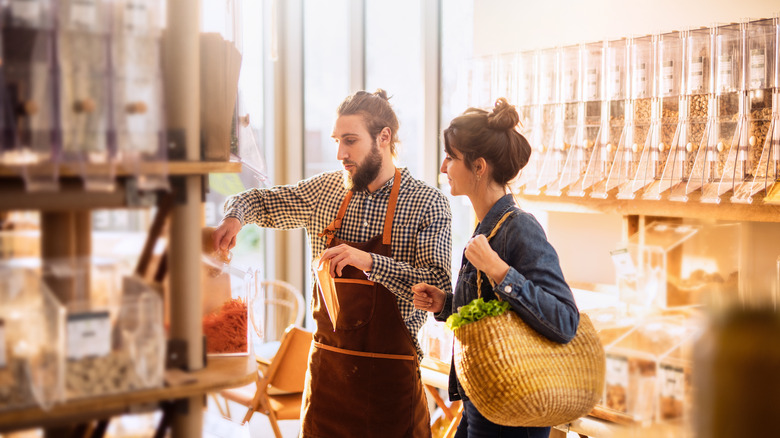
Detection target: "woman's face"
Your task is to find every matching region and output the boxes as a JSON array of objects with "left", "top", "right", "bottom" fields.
[{"left": 440, "top": 147, "right": 475, "bottom": 197}]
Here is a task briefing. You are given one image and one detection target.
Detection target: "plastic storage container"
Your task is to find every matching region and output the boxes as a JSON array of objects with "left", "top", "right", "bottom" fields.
[
  {"left": 4, "top": 257, "right": 165, "bottom": 400},
  {"left": 603, "top": 315, "right": 699, "bottom": 425},
  {"left": 520, "top": 47, "right": 560, "bottom": 195},
  {"left": 668, "top": 27, "right": 714, "bottom": 202},
  {"left": 641, "top": 31, "right": 684, "bottom": 200},
  {"left": 568, "top": 40, "right": 606, "bottom": 197},
  {"left": 0, "top": 261, "right": 66, "bottom": 411},
  {"left": 111, "top": 0, "right": 168, "bottom": 191},
  {"left": 691, "top": 22, "right": 742, "bottom": 203},
  {"left": 56, "top": 0, "right": 114, "bottom": 191},
  {"left": 731, "top": 17, "right": 778, "bottom": 203},
  {"left": 201, "top": 254, "right": 255, "bottom": 356},
  {"left": 615, "top": 34, "right": 655, "bottom": 199},
  {"left": 1, "top": 0, "right": 60, "bottom": 192},
  {"left": 589, "top": 38, "right": 629, "bottom": 198}
]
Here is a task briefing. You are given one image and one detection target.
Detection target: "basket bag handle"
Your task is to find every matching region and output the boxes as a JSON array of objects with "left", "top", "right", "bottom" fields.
[{"left": 475, "top": 210, "right": 514, "bottom": 299}]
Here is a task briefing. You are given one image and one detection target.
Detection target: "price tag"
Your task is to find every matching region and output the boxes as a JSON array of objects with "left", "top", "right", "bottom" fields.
[
  {"left": 662, "top": 60, "right": 674, "bottom": 95},
  {"left": 10, "top": 0, "right": 41, "bottom": 25},
  {"left": 634, "top": 63, "right": 648, "bottom": 97},
  {"left": 0, "top": 319, "right": 6, "bottom": 368},
  {"left": 610, "top": 65, "right": 622, "bottom": 99},
  {"left": 718, "top": 55, "right": 733, "bottom": 91},
  {"left": 70, "top": 0, "right": 97, "bottom": 29},
  {"left": 606, "top": 354, "right": 629, "bottom": 387},
  {"left": 690, "top": 57, "right": 704, "bottom": 92},
  {"left": 660, "top": 364, "right": 685, "bottom": 399},
  {"left": 67, "top": 311, "right": 111, "bottom": 360},
  {"left": 125, "top": 0, "right": 149, "bottom": 33},
  {"left": 587, "top": 68, "right": 599, "bottom": 100},
  {"left": 610, "top": 248, "right": 637, "bottom": 276},
  {"left": 749, "top": 49, "right": 766, "bottom": 90}
]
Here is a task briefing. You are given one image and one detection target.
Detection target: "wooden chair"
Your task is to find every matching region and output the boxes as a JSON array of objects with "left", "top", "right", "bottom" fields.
[
  {"left": 254, "top": 280, "right": 305, "bottom": 364},
  {"left": 218, "top": 325, "right": 313, "bottom": 438}
]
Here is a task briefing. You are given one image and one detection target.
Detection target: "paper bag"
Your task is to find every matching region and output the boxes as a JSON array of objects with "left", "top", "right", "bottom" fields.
[{"left": 313, "top": 257, "right": 339, "bottom": 329}]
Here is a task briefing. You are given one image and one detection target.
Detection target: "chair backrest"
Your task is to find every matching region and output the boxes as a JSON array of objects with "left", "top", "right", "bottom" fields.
[
  {"left": 265, "top": 325, "right": 313, "bottom": 394},
  {"left": 258, "top": 279, "right": 305, "bottom": 343}
]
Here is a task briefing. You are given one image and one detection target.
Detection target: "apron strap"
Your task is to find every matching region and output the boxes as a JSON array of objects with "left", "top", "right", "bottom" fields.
[
  {"left": 383, "top": 168, "right": 402, "bottom": 246},
  {"left": 318, "top": 168, "right": 402, "bottom": 247},
  {"left": 318, "top": 190, "right": 354, "bottom": 246},
  {"left": 314, "top": 341, "right": 415, "bottom": 361}
]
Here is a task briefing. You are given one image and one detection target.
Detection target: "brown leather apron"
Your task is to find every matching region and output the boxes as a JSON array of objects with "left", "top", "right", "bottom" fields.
[{"left": 300, "top": 168, "right": 431, "bottom": 438}]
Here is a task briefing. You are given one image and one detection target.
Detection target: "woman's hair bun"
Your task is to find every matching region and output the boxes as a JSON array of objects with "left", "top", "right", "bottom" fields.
[
  {"left": 373, "top": 88, "right": 389, "bottom": 101},
  {"left": 486, "top": 97, "right": 520, "bottom": 131}
]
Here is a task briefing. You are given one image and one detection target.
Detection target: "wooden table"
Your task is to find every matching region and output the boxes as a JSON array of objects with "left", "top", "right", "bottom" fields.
[{"left": 0, "top": 355, "right": 256, "bottom": 433}]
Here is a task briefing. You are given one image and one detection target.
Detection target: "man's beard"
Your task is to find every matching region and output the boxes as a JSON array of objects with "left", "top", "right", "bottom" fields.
[{"left": 344, "top": 141, "right": 383, "bottom": 192}]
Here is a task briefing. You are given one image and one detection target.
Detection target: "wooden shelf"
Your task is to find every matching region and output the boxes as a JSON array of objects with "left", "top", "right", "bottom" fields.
[
  {"left": 0, "top": 161, "right": 243, "bottom": 211},
  {"left": 517, "top": 190, "right": 780, "bottom": 223},
  {"left": 0, "top": 355, "right": 256, "bottom": 433},
  {"left": 0, "top": 160, "right": 242, "bottom": 178}
]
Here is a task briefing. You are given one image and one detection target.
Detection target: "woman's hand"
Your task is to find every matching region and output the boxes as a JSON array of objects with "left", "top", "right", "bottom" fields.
[
  {"left": 412, "top": 283, "right": 446, "bottom": 314},
  {"left": 465, "top": 234, "right": 510, "bottom": 285},
  {"left": 319, "top": 244, "right": 373, "bottom": 277}
]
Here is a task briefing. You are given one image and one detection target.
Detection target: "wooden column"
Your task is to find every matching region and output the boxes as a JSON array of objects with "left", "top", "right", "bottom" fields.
[{"left": 164, "top": 0, "right": 203, "bottom": 436}]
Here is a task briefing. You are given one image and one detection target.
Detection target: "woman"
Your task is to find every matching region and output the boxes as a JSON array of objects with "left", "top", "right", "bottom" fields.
[{"left": 413, "top": 98, "right": 580, "bottom": 437}]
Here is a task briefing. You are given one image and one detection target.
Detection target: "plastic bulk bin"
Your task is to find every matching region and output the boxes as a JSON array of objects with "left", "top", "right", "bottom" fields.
[
  {"left": 0, "top": 261, "right": 66, "bottom": 411},
  {"left": 4, "top": 257, "right": 165, "bottom": 400},
  {"left": 201, "top": 254, "right": 255, "bottom": 356},
  {"left": 603, "top": 315, "right": 698, "bottom": 424},
  {"left": 418, "top": 315, "right": 453, "bottom": 365}
]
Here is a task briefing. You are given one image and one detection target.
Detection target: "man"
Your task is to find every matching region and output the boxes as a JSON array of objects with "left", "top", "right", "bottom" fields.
[{"left": 212, "top": 89, "right": 452, "bottom": 437}]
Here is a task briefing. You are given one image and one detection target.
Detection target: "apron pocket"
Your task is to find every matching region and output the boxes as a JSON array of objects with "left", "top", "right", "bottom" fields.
[{"left": 333, "top": 278, "right": 376, "bottom": 330}]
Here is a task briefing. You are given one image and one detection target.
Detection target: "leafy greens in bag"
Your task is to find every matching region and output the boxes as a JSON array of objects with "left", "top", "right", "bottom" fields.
[{"left": 446, "top": 298, "right": 510, "bottom": 331}]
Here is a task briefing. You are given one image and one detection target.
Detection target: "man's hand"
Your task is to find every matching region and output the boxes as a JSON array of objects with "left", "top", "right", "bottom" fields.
[
  {"left": 212, "top": 217, "right": 242, "bottom": 254},
  {"left": 412, "top": 283, "right": 446, "bottom": 314},
  {"left": 319, "top": 244, "right": 373, "bottom": 277}
]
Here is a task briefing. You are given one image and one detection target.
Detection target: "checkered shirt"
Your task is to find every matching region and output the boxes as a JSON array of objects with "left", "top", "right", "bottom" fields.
[{"left": 223, "top": 167, "right": 453, "bottom": 358}]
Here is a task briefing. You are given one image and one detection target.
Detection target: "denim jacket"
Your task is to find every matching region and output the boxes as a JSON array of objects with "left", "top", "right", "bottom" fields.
[{"left": 435, "top": 194, "right": 580, "bottom": 401}]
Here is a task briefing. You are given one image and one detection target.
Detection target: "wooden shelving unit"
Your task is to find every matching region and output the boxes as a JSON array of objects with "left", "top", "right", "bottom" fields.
[
  {"left": 0, "top": 356, "right": 255, "bottom": 433},
  {"left": 517, "top": 190, "right": 780, "bottom": 223},
  {"left": 0, "top": 1, "right": 247, "bottom": 436}
]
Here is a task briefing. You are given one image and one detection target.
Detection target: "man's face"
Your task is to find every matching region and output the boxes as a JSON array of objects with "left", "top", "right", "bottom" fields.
[{"left": 332, "top": 114, "right": 383, "bottom": 191}]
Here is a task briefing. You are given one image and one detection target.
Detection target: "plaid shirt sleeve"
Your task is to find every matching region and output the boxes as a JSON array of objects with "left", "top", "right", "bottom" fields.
[
  {"left": 222, "top": 172, "right": 331, "bottom": 229},
  {"left": 367, "top": 184, "right": 453, "bottom": 303}
]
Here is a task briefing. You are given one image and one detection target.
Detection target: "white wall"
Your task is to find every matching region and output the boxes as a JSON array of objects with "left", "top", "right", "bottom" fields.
[{"left": 474, "top": 0, "right": 779, "bottom": 55}]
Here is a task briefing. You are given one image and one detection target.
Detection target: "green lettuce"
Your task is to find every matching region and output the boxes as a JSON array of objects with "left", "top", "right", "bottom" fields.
[{"left": 445, "top": 297, "right": 510, "bottom": 331}]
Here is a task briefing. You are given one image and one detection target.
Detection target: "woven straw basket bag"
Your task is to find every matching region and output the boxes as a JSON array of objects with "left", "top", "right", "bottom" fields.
[{"left": 453, "top": 211, "right": 606, "bottom": 427}]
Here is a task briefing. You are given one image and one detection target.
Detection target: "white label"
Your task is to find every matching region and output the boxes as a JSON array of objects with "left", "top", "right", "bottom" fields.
[
  {"left": 543, "top": 72, "right": 554, "bottom": 102},
  {"left": 70, "top": 0, "right": 97, "bottom": 29},
  {"left": 660, "top": 364, "right": 685, "bottom": 399},
  {"left": 690, "top": 57, "right": 704, "bottom": 92},
  {"left": 566, "top": 69, "right": 577, "bottom": 100},
  {"left": 522, "top": 74, "right": 532, "bottom": 103},
  {"left": 610, "top": 65, "right": 621, "bottom": 99},
  {"left": 67, "top": 311, "right": 111, "bottom": 360},
  {"left": 606, "top": 354, "right": 629, "bottom": 386},
  {"left": 0, "top": 320, "right": 6, "bottom": 367},
  {"left": 10, "top": 0, "right": 41, "bottom": 25},
  {"left": 124, "top": 0, "right": 149, "bottom": 33},
  {"left": 610, "top": 248, "right": 637, "bottom": 276},
  {"left": 750, "top": 49, "right": 766, "bottom": 90},
  {"left": 662, "top": 60, "right": 674, "bottom": 95},
  {"left": 718, "top": 55, "right": 733, "bottom": 91},
  {"left": 634, "top": 63, "right": 648, "bottom": 97},
  {"left": 587, "top": 68, "right": 599, "bottom": 100}
]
